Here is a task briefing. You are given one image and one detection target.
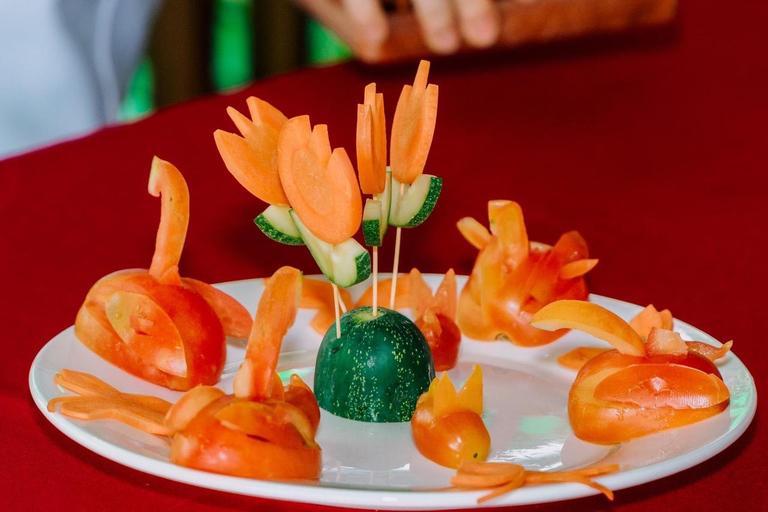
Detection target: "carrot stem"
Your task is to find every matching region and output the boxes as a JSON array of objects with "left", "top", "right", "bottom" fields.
[{"left": 332, "top": 283, "right": 341, "bottom": 338}]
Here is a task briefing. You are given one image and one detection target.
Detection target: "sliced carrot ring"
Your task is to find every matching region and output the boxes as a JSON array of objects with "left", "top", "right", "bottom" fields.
[{"left": 531, "top": 300, "right": 646, "bottom": 357}]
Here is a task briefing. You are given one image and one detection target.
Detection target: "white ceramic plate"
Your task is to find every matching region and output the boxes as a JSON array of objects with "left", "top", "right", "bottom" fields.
[{"left": 29, "top": 275, "right": 757, "bottom": 510}]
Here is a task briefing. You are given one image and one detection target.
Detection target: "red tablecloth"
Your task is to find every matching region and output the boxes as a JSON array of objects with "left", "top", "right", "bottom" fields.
[{"left": 2, "top": 2, "right": 766, "bottom": 510}]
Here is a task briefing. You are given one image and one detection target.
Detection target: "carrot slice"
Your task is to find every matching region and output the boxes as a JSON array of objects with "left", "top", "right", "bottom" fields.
[
  {"left": 390, "top": 60, "right": 439, "bottom": 184},
  {"left": 593, "top": 364, "right": 730, "bottom": 409},
  {"left": 233, "top": 267, "right": 302, "bottom": 400},
  {"left": 278, "top": 117, "right": 362, "bottom": 244},
  {"left": 214, "top": 97, "right": 289, "bottom": 205},
  {"left": 182, "top": 278, "right": 251, "bottom": 339},
  {"left": 560, "top": 259, "right": 599, "bottom": 280},
  {"left": 357, "top": 83, "right": 387, "bottom": 195},
  {"left": 494, "top": 202, "right": 528, "bottom": 267},
  {"left": 147, "top": 157, "right": 189, "bottom": 285},
  {"left": 531, "top": 300, "right": 646, "bottom": 357},
  {"left": 557, "top": 346, "right": 610, "bottom": 370}
]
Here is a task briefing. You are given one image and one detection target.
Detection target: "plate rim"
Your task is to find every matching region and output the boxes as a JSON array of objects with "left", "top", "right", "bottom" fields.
[{"left": 29, "top": 276, "right": 758, "bottom": 510}]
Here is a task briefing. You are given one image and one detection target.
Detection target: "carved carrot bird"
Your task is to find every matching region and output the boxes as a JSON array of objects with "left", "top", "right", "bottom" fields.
[
  {"left": 411, "top": 365, "right": 490, "bottom": 468},
  {"left": 457, "top": 200, "right": 597, "bottom": 346},
  {"left": 531, "top": 300, "right": 731, "bottom": 444},
  {"left": 74, "top": 157, "right": 251, "bottom": 391}
]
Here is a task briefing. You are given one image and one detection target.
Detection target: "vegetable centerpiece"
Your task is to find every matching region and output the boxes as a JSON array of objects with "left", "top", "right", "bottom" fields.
[
  {"left": 457, "top": 200, "right": 598, "bottom": 346},
  {"left": 531, "top": 300, "right": 732, "bottom": 444},
  {"left": 74, "top": 157, "right": 251, "bottom": 390}
]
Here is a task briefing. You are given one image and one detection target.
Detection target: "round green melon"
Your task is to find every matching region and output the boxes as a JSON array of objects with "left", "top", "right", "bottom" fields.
[{"left": 314, "top": 307, "right": 435, "bottom": 422}]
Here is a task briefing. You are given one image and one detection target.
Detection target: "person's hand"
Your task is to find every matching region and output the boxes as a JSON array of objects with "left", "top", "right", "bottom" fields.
[{"left": 295, "top": 0, "right": 501, "bottom": 59}]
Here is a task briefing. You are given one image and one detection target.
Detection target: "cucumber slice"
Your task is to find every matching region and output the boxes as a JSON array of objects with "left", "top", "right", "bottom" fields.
[
  {"left": 289, "top": 210, "right": 371, "bottom": 287},
  {"left": 362, "top": 170, "right": 392, "bottom": 246},
  {"left": 254, "top": 204, "right": 304, "bottom": 245},
  {"left": 389, "top": 174, "right": 442, "bottom": 228}
]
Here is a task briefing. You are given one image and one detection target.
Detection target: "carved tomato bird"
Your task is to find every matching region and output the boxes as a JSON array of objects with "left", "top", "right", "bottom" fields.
[
  {"left": 74, "top": 157, "right": 251, "bottom": 391},
  {"left": 531, "top": 300, "right": 731, "bottom": 444}
]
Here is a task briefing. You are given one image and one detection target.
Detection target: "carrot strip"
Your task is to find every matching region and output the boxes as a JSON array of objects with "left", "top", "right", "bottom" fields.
[
  {"left": 147, "top": 157, "right": 189, "bottom": 285},
  {"left": 476, "top": 473, "right": 526, "bottom": 503},
  {"left": 456, "top": 460, "right": 526, "bottom": 477},
  {"left": 686, "top": 340, "right": 733, "bottom": 361}
]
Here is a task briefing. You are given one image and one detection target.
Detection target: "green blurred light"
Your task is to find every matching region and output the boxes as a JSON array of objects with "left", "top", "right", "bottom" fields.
[
  {"left": 118, "top": 58, "right": 154, "bottom": 122},
  {"left": 518, "top": 415, "right": 565, "bottom": 436},
  {"left": 212, "top": 0, "right": 255, "bottom": 90},
  {"left": 307, "top": 19, "right": 352, "bottom": 65}
]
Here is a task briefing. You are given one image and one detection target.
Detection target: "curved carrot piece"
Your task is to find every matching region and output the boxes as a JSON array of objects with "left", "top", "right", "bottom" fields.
[
  {"left": 214, "top": 97, "right": 289, "bottom": 205},
  {"left": 357, "top": 83, "right": 387, "bottom": 195},
  {"left": 148, "top": 157, "right": 189, "bottom": 285},
  {"left": 278, "top": 117, "right": 362, "bottom": 244},
  {"left": 182, "top": 278, "right": 252, "bottom": 338},
  {"left": 233, "top": 267, "right": 302, "bottom": 400},
  {"left": 391, "top": 60, "right": 439, "bottom": 184},
  {"left": 593, "top": 363, "right": 730, "bottom": 409}
]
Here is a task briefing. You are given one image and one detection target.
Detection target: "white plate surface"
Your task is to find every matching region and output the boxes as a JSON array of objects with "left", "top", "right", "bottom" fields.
[{"left": 30, "top": 275, "right": 757, "bottom": 510}]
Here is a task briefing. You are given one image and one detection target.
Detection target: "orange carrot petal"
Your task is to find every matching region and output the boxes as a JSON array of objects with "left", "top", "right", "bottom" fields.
[{"left": 147, "top": 157, "right": 189, "bottom": 285}]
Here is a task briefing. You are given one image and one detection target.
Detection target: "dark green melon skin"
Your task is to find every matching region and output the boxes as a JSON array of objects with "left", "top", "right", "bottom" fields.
[{"left": 314, "top": 307, "right": 435, "bottom": 422}]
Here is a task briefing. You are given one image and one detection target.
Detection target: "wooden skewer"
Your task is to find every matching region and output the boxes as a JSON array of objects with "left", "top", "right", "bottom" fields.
[
  {"left": 372, "top": 246, "right": 379, "bottom": 316},
  {"left": 389, "top": 183, "right": 406, "bottom": 310},
  {"left": 332, "top": 283, "right": 342, "bottom": 338}
]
